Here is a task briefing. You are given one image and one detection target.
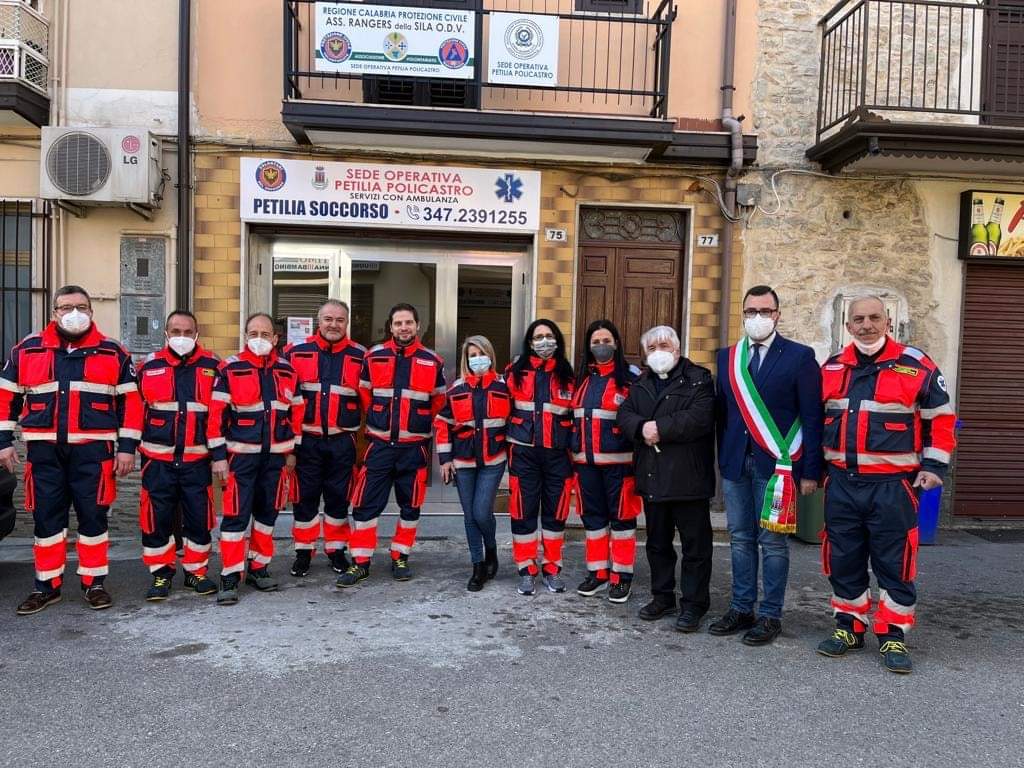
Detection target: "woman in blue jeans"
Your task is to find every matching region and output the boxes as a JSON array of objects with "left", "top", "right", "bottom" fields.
[{"left": 435, "top": 335, "right": 511, "bottom": 591}]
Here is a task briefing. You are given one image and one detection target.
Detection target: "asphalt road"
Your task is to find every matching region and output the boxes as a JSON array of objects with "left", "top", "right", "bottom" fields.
[{"left": 0, "top": 530, "right": 1021, "bottom": 768}]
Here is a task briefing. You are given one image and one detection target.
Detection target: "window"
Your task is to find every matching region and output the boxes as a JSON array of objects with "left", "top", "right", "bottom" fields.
[
  {"left": 575, "top": 0, "right": 644, "bottom": 14},
  {"left": 0, "top": 202, "right": 40, "bottom": 356}
]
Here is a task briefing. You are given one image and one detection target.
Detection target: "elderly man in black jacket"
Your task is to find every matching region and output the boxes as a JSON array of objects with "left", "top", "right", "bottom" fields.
[{"left": 618, "top": 325, "right": 716, "bottom": 632}]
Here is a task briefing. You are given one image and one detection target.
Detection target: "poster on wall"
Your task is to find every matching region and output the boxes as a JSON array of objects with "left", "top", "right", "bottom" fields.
[
  {"left": 240, "top": 158, "right": 540, "bottom": 233},
  {"left": 959, "top": 190, "right": 1024, "bottom": 259},
  {"left": 287, "top": 317, "right": 314, "bottom": 346},
  {"left": 487, "top": 12, "right": 559, "bottom": 87},
  {"left": 314, "top": 2, "right": 475, "bottom": 79}
]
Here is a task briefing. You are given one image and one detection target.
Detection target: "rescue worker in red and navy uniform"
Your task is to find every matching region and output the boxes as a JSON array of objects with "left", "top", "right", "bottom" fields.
[
  {"left": 284, "top": 299, "right": 365, "bottom": 577},
  {"left": 338, "top": 303, "right": 446, "bottom": 587},
  {"left": 571, "top": 320, "right": 642, "bottom": 605},
  {"left": 435, "top": 335, "right": 511, "bottom": 592},
  {"left": 0, "top": 286, "right": 143, "bottom": 615},
  {"left": 136, "top": 310, "right": 221, "bottom": 601},
  {"left": 208, "top": 312, "right": 304, "bottom": 605},
  {"left": 817, "top": 296, "right": 956, "bottom": 674},
  {"left": 505, "top": 319, "right": 576, "bottom": 597}
]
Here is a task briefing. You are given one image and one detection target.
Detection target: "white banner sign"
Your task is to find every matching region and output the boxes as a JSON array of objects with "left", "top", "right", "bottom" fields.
[
  {"left": 315, "top": 2, "right": 475, "bottom": 79},
  {"left": 487, "top": 12, "right": 559, "bottom": 87},
  {"left": 241, "top": 158, "right": 540, "bottom": 233}
]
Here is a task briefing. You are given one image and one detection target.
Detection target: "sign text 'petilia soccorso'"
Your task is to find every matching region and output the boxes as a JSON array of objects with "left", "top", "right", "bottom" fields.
[{"left": 240, "top": 158, "right": 541, "bottom": 233}]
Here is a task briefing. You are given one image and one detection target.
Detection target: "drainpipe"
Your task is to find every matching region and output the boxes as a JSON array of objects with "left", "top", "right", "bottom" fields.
[
  {"left": 175, "top": 0, "right": 192, "bottom": 309},
  {"left": 718, "top": 0, "right": 743, "bottom": 350}
]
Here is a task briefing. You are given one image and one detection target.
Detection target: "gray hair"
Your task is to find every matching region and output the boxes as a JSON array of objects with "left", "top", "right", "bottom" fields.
[
  {"left": 639, "top": 325, "right": 680, "bottom": 352},
  {"left": 846, "top": 294, "right": 886, "bottom": 320},
  {"left": 318, "top": 299, "right": 350, "bottom": 318}
]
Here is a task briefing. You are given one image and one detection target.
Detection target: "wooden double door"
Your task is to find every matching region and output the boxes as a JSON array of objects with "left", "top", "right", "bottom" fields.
[{"left": 574, "top": 208, "right": 687, "bottom": 365}]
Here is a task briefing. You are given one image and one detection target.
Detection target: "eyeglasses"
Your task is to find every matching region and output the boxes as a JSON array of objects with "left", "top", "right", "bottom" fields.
[
  {"left": 531, "top": 333, "right": 555, "bottom": 342},
  {"left": 55, "top": 304, "right": 90, "bottom": 314},
  {"left": 742, "top": 308, "right": 778, "bottom": 318}
]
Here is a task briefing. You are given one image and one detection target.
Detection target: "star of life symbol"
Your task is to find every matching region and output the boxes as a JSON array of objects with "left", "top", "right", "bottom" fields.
[{"left": 495, "top": 174, "right": 523, "bottom": 203}]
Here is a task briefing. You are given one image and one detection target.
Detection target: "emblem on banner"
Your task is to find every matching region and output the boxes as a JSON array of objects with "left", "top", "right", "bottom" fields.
[
  {"left": 255, "top": 161, "right": 287, "bottom": 192},
  {"left": 320, "top": 32, "right": 352, "bottom": 64},
  {"left": 439, "top": 38, "right": 469, "bottom": 69},
  {"left": 505, "top": 18, "right": 544, "bottom": 60},
  {"left": 312, "top": 165, "right": 328, "bottom": 191},
  {"left": 383, "top": 32, "right": 409, "bottom": 62},
  {"left": 495, "top": 173, "right": 524, "bottom": 204}
]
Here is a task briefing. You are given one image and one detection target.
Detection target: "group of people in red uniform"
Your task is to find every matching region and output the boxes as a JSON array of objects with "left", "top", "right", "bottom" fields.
[{"left": 0, "top": 283, "right": 955, "bottom": 674}]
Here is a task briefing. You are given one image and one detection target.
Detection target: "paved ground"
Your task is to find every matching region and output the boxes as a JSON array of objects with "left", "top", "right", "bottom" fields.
[{"left": 0, "top": 525, "right": 1021, "bottom": 768}]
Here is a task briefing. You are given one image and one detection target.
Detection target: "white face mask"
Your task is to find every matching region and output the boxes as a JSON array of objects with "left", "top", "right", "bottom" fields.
[
  {"left": 59, "top": 309, "right": 91, "bottom": 335},
  {"left": 247, "top": 337, "right": 273, "bottom": 357},
  {"left": 743, "top": 314, "right": 776, "bottom": 342},
  {"left": 852, "top": 336, "right": 887, "bottom": 355},
  {"left": 646, "top": 350, "right": 676, "bottom": 376},
  {"left": 467, "top": 355, "right": 491, "bottom": 375},
  {"left": 167, "top": 335, "right": 197, "bottom": 357}
]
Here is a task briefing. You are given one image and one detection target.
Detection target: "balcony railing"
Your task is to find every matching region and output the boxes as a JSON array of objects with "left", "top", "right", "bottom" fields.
[
  {"left": 0, "top": 0, "right": 48, "bottom": 94},
  {"left": 284, "top": 0, "right": 675, "bottom": 120},
  {"left": 816, "top": 0, "right": 1024, "bottom": 141}
]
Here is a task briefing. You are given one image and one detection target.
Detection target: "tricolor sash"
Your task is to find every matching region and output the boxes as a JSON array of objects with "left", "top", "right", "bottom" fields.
[{"left": 728, "top": 340, "right": 803, "bottom": 533}]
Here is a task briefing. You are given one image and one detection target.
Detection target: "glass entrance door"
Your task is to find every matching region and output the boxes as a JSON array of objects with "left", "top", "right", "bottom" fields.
[{"left": 261, "top": 236, "right": 531, "bottom": 506}]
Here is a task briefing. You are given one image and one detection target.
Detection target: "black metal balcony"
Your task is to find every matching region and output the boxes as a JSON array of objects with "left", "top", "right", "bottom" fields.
[
  {"left": 279, "top": 0, "right": 747, "bottom": 163},
  {"left": 808, "top": 0, "right": 1024, "bottom": 173}
]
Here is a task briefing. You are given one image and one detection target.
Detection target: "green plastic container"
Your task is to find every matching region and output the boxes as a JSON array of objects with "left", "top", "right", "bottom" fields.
[{"left": 795, "top": 488, "right": 825, "bottom": 544}]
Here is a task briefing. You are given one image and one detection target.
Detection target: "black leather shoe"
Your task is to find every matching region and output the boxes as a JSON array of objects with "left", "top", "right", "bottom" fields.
[
  {"left": 742, "top": 617, "right": 782, "bottom": 646},
  {"left": 638, "top": 600, "right": 676, "bottom": 621},
  {"left": 708, "top": 609, "right": 756, "bottom": 636},
  {"left": 674, "top": 609, "right": 704, "bottom": 633},
  {"left": 467, "top": 562, "right": 487, "bottom": 592}
]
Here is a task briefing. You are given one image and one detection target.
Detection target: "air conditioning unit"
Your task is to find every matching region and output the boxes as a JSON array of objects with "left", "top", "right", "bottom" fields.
[{"left": 40, "top": 127, "right": 162, "bottom": 207}]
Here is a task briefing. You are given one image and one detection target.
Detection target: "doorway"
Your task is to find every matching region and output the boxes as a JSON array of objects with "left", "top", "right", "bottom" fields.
[{"left": 249, "top": 232, "right": 532, "bottom": 504}]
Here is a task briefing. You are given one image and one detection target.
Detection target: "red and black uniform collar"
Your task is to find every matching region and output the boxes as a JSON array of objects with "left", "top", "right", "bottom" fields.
[
  {"left": 157, "top": 342, "right": 211, "bottom": 367},
  {"left": 464, "top": 370, "right": 497, "bottom": 388},
  {"left": 527, "top": 354, "right": 556, "bottom": 372},
  {"left": 238, "top": 347, "right": 279, "bottom": 368},
  {"left": 41, "top": 320, "right": 105, "bottom": 349},
  {"left": 385, "top": 337, "right": 424, "bottom": 357},
  {"left": 838, "top": 336, "right": 898, "bottom": 366},
  {"left": 310, "top": 333, "right": 353, "bottom": 354},
  {"left": 590, "top": 360, "right": 616, "bottom": 377}
]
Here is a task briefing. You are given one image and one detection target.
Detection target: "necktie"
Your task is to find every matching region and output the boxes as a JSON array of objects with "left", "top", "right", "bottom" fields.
[{"left": 749, "top": 343, "right": 762, "bottom": 378}]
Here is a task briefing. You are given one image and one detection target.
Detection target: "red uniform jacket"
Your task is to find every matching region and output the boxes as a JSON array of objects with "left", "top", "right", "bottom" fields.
[
  {"left": 0, "top": 321, "right": 142, "bottom": 453},
  {"left": 137, "top": 345, "right": 220, "bottom": 462},
  {"left": 435, "top": 372, "right": 511, "bottom": 469},
  {"left": 358, "top": 338, "right": 446, "bottom": 445},
  {"left": 207, "top": 349, "right": 304, "bottom": 460},
  {"left": 285, "top": 334, "right": 366, "bottom": 438},
  {"left": 505, "top": 356, "right": 575, "bottom": 450},
  {"left": 821, "top": 338, "right": 956, "bottom": 478},
  {"left": 571, "top": 362, "right": 640, "bottom": 466}
]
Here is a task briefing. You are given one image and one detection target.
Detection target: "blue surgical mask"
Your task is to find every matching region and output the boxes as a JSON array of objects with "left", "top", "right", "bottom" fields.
[{"left": 467, "top": 355, "right": 491, "bottom": 375}]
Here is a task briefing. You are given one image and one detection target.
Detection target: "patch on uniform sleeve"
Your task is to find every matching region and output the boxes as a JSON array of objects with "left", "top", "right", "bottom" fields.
[
  {"left": 202, "top": 368, "right": 216, "bottom": 376},
  {"left": 891, "top": 365, "right": 919, "bottom": 377},
  {"left": 936, "top": 374, "right": 947, "bottom": 392}
]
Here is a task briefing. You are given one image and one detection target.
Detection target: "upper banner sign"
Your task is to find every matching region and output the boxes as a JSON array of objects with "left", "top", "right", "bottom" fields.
[
  {"left": 959, "top": 190, "right": 1024, "bottom": 259},
  {"left": 487, "top": 12, "right": 559, "bottom": 87},
  {"left": 240, "top": 158, "right": 540, "bottom": 233},
  {"left": 315, "top": 2, "right": 475, "bottom": 79}
]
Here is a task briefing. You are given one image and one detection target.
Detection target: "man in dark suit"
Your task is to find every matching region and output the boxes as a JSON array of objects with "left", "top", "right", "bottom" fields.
[{"left": 710, "top": 285, "right": 824, "bottom": 645}]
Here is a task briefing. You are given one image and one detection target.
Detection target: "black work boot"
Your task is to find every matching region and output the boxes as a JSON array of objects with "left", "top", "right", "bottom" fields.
[
  {"left": 290, "top": 550, "right": 312, "bottom": 577},
  {"left": 467, "top": 562, "right": 487, "bottom": 592},
  {"left": 484, "top": 547, "right": 499, "bottom": 580}
]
